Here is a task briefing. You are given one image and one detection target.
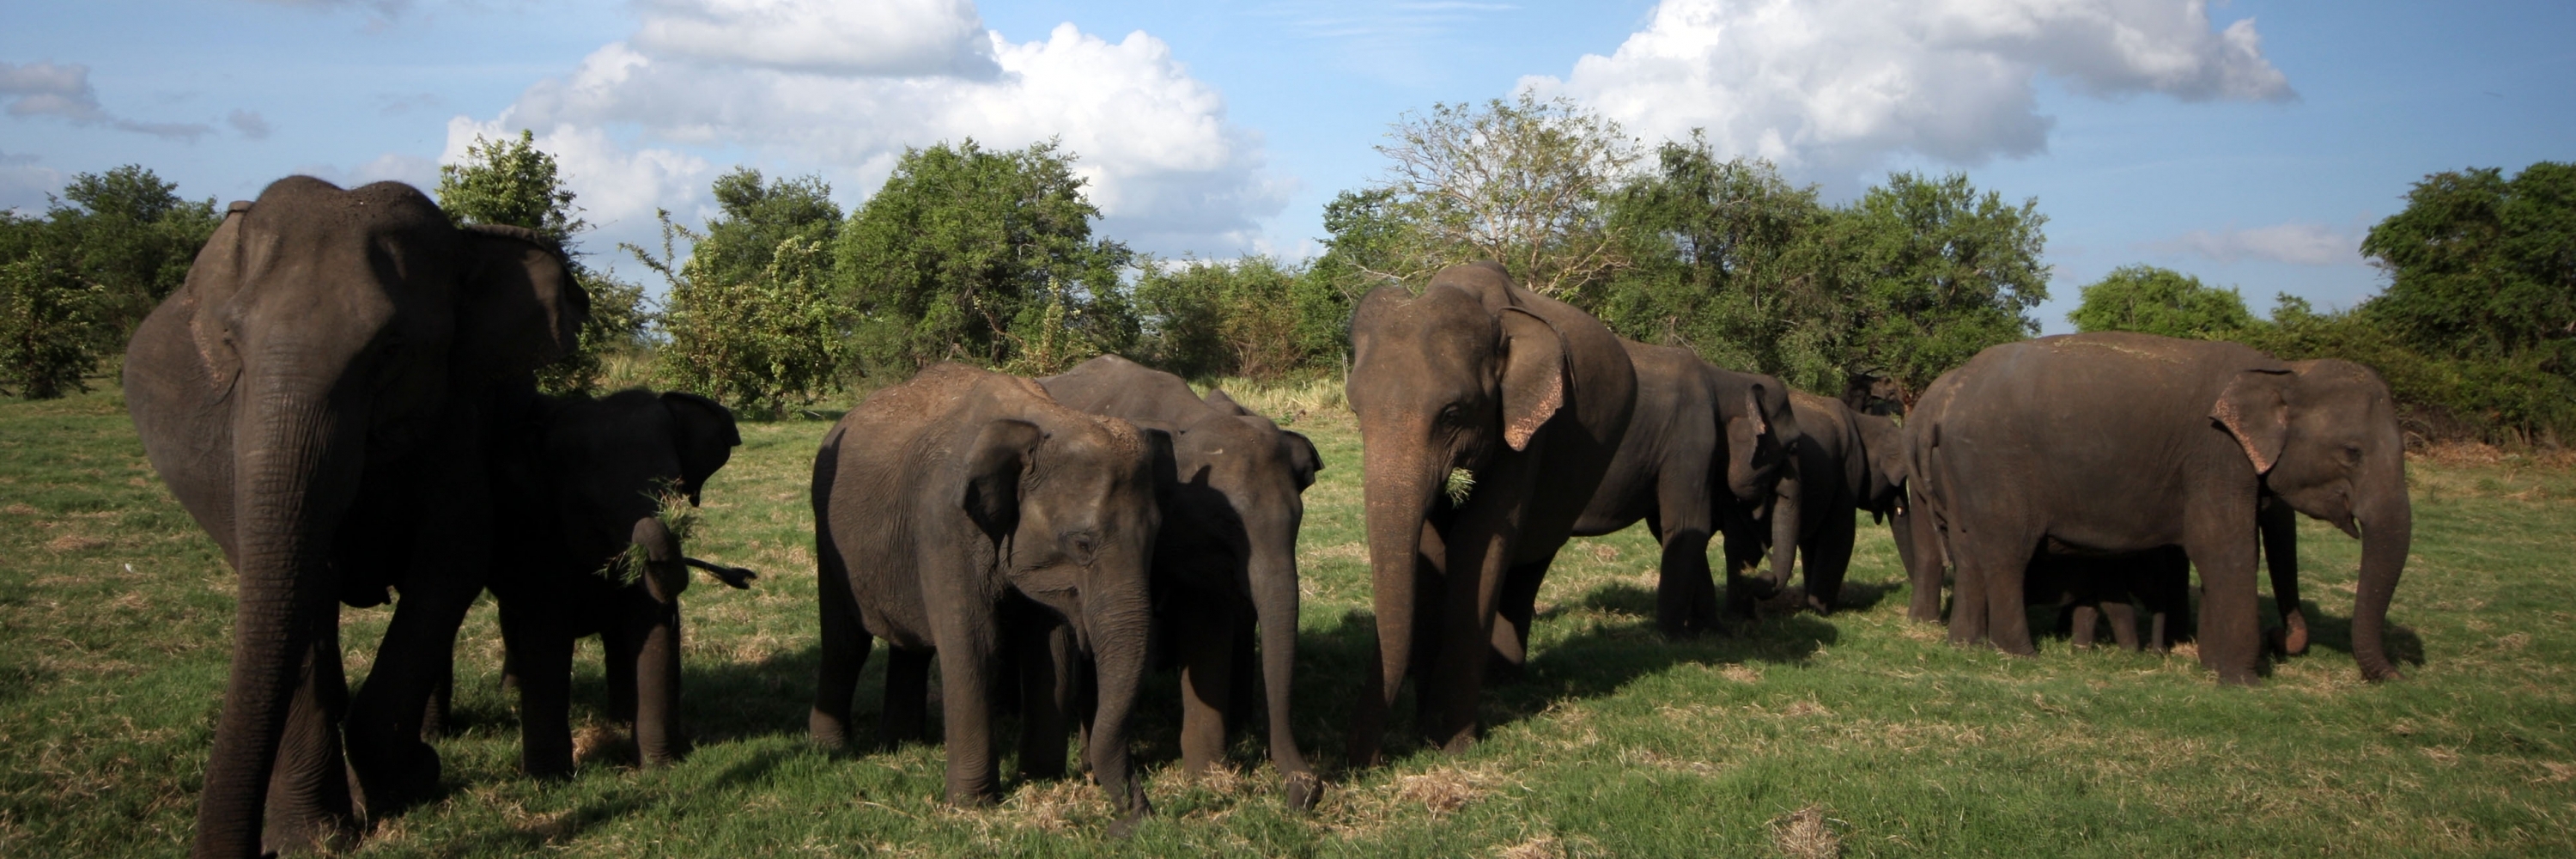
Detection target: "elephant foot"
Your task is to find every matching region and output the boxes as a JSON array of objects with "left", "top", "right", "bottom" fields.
[
  {"left": 1484, "top": 651, "right": 1526, "bottom": 683},
  {"left": 1107, "top": 810, "right": 1150, "bottom": 838},
  {"left": 260, "top": 808, "right": 357, "bottom": 858},
  {"left": 1281, "top": 771, "right": 1321, "bottom": 813},
  {"left": 349, "top": 740, "right": 440, "bottom": 814},
  {"left": 809, "top": 708, "right": 854, "bottom": 752}
]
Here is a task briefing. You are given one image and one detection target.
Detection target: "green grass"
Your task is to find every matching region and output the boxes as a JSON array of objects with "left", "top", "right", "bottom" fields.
[{"left": 4, "top": 384, "right": 2573, "bottom": 856}]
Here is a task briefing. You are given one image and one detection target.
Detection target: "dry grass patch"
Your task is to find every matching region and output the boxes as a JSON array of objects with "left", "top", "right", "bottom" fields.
[
  {"left": 1769, "top": 804, "right": 1841, "bottom": 858},
  {"left": 44, "top": 534, "right": 108, "bottom": 551}
]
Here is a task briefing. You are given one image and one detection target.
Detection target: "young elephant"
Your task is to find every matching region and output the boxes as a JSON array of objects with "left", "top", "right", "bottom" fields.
[
  {"left": 1564, "top": 341, "right": 1801, "bottom": 636},
  {"left": 486, "top": 388, "right": 747, "bottom": 777},
  {"left": 1039, "top": 356, "right": 1325, "bottom": 810},
  {"left": 2025, "top": 547, "right": 2195, "bottom": 651},
  {"left": 1763, "top": 392, "right": 1908, "bottom": 614},
  {"left": 810, "top": 363, "right": 1163, "bottom": 832}
]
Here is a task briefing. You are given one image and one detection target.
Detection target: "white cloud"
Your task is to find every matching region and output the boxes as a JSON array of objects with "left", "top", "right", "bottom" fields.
[
  {"left": 2154, "top": 222, "right": 2358, "bottom": 266},
  {"left": 0, "top": 59, "right": 215, "bottom": 142},
  {"left": 453, "top": 1, "right": 1287, "bottom": 254},
  {"left": 632, "top": 0, "right": 999, "bottom": 78},
  {"left": 1522, "top": 0, "right": 2293, "bottom": 174}
]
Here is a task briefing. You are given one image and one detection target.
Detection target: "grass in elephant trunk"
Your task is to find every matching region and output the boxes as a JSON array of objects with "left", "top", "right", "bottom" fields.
[{"left": 4, "top": 385, "right": 2576, "bottom": 856}]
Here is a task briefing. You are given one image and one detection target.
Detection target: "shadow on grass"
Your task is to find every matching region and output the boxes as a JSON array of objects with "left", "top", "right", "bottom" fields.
[{"left": 2262, "top": 595, "right": 2427, "bottom": 671}]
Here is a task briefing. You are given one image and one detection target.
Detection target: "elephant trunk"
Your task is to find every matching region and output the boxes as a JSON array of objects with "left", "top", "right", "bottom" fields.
[
  {"left": 1246, "top": 534, "right": 1318, "bottom": 809},
  {"left": 1350, "top": 436, "right": 1443, "bottom": 766},
  {"left": 196, "top": 376, "right": 361, "bottom": 859},
  {"left": 1082, "top": 594, "right": 1154, "bottom": 832},
  {"left": 2349, "top": 461, "right": 2413, "bottom": 681},
  {"left": 631, "top": 517, "right": 686, "bottom": 765}
]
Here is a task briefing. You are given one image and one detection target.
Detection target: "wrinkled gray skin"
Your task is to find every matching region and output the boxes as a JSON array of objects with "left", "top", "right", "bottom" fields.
[
  {"left": 2024, "top": 547, "right": 2194, "bottom": 651},
  {"left": 122, "top": 177, "right": 585, "bottom": 858},
  {"left": 486, "top": 389, "right": 746, "bottom": 777},
  {"left": 1566, "top": 341, "right": 1800, "bottom": 636},
  {"left": 810, "top": 364, "right": 1163, "bottom": 833},
  {"left": 1040, "top": 356, "right": 1324, "bottom": 810},
  {"left": 1763, "top": 392, "right": 1911, "bottom": 614},
  {"left": 1345, "top": 261, "right": 1636, "bottom": 764},
  {"left": 1906, "top": 333, "right": 2410, "bottom": 684}
]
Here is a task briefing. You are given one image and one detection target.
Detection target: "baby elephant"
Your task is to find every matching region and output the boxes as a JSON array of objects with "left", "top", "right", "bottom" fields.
[
  {"left": 488, "top": 387, "right": 748, "bottom": 777},
  {"left": 2025, "top": 547, "right": 2195, "bottom": 652}
]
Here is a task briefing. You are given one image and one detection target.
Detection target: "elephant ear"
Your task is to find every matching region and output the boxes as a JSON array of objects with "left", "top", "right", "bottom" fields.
[
  {"left": 1280, "top": 429, "right": 1323, "bottom": 490},
  {"left": 182, "top": 201, "right": 255, "bottom": 392},
  {"left": 1741, "top": 384, "right": 1770, "bottom": 436},
  {"left": 963, "top": 418, "right": 1045, "bottom": 541},
  {"left": 2211, "top": 369, "right": 2293, "bottom": 475},
  {"left": 660, "top": 392, "right": 741, "bottom": 505},
  {"left": 456, "top": 224, "right": 588, "bottom": 381},
  {"left": 1498, "top": 307, "right": 1566, "bottom": 451}
]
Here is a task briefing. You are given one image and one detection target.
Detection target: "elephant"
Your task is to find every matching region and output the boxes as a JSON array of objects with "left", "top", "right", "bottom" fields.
[
  {"left": 484, "top": 387, "right": 750, "bottom": 777},
  {"left": 1563, "top": 340, "right": 1800, "bottom": 637},
  {"left": 809, "top": 363, "right": 1164, "bottom": 832},
  {"left": 121, "top": 177, "right": 586, "bottom": 857},
  {"left": 2023, "top": 546, "right": 2194, "bottom": 651},
  {"left": 1344, "top": 261, "right": 1637, "bottom": 764},
  {"left": 1761, "top": 392, "right": 1910, "bottom": 615},
  {"left": 1039, "top": 355, "right": 1324, "bottom": 810},
  {"left": 1904, "top": 332, "right": 2410, "bottom": 684}
]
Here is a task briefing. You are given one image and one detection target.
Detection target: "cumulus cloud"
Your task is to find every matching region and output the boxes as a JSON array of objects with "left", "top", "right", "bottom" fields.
[
  {"left": 453, "top": 1, "right": 1287, "bottom": 253},
  {"left": 632, "top": 0, "right": 999, "bottom": 77},
  {"left": 228, "top": 109, "right": 271, "bottom": 140},
  {"left": 2153, "top": 222, "right": 2358, "bottom": 266},
  {"left": 1, "top": 59, "right": 215, "bottom": 142},
  {"left": 1522, "top": 0, "right": 2293, "bottom": 174}
]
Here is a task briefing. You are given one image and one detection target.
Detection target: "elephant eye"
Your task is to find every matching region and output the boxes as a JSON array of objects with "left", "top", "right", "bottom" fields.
[
  {"left": 1438, "top": 404, "right": 1462, "bottom": 424},
  {"left": 2341, "top": 443, "right": 2364, "bottom": 464}
]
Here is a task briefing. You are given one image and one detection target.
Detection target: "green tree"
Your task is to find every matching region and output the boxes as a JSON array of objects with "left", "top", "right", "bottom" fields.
[
  {"left": 1597, "top": 141, "right": 1844, "bottom": 387},
  {"left": 0, "top": 165, "right": 220, "bottom": 398},
  {"left": 647, "top": 168, "right": 853, "bottom": 414},
  {"left": 0, "top": 216, "right": 107, "bottom": 399},
  {"left": 1840, "top": 171, "right": 2050, "bottom": 398},
  {"left": 1133, "top": 255, "right": 1317, "bottom": 380},
  {"left": 2360, "top": 161, "right": 2575, "bottom": 363},
  {"left": 2068, "top": 265, "right": 2256, "bottom": 339},
  {"left": 1369, "top": 94, "right": 1642, "bottom": 297},
  {"left": 836, "top": 139, "right": 1133, "bottom": 375},
  {"left": 434, "top": 131, "right": 650, "bottom": 393}
]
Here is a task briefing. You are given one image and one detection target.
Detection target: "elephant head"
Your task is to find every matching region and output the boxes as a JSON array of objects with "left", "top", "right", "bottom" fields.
[
  {"left": 124, "top": 176, "right": 584, "bottom": 858},
  {"left": 1719, "top": 371, "right": 1801, "bottom": 510},
  {"left": 2210, "top": 358, "right": 2412, "bottom": 680},
  {"left": 962, "top": 404, "right": 1166, "bottom": 824}
]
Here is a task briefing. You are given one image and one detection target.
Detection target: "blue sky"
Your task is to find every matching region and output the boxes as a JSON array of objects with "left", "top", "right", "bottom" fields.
[{"left": 4, "top": 1, "right": 2569, "bottom": 332}]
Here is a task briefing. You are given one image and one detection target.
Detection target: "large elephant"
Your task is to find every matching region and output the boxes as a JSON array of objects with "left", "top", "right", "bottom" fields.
[
  {"left": 1763, "top": 392, "right": 1909, "bottom": 614},
  {"left": 486, "top": 388, "right": 748, "bottom": 777},
  {"left": 1345, "top": 261, "right": 1636, "bottom": 764},
  {"left": 809, "top": 363, "right": 1163, "bottom": 832},
  {"left": 1564, "top": 340, "right": 1799, "bottom": 637},
  {"left": 1906, "top": 332, "right": 2410, "bottom": 684},
  {"left": 1040, "top": 356, "right": 1324, "bottom": 809},
  {"left": 122, "top": 177, "right": 586, "bottom": 857}
]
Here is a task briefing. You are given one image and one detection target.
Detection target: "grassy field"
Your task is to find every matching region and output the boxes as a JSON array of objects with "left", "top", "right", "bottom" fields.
[{"left": 4, "top": 382, "right": 2574, "bottom": 857}]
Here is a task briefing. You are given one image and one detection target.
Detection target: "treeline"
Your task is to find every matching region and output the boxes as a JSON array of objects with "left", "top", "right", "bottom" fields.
[
  {"left": 4, "top": 101, "right": 2566, "bottom": 445},
  {"left": 2067, "top": 161, "right": 2576, "bottom": 444}
]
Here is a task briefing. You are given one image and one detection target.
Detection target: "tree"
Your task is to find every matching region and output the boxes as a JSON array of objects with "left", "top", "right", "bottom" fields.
[
  {"left": 2068, "top": 265, "right": 2256, "bottom": 339},
  {"left": 648, "top": 168, "right": 853, "bottom": 414},
  {"left": 0, "top": 166, "right": 219, "bottom": 399},
  {"left": 1840, "top": 171, "right": 2050, "bottom": 399},
  {"left": 0, "top": 217, "right": 106, "bottom": 399},
  {"left": 434, "top": 131, "right": 647, "bottom": 393},
  {"left": 1370, "top": 93, "right": 1642, "bottom": 297},
  {"left": 836, "top": 139, "right": 1133, "bottom": 375},
  {"left": 1133, "top": 255, "right": 1316, "bottom": 380},
  {"left": 1597, "top": 141, "right": 1844, "bottom": 387},
  {"left": 2360, "top": 161, "right": 2575, "bottom": 363}
]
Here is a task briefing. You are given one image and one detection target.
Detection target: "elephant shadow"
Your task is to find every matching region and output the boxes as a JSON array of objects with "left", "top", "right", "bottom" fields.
[{"left": 2262, "top": 594, "right": 2427, "bottom": 670}]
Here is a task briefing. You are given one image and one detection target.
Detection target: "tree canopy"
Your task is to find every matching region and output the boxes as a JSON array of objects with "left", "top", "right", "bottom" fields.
[
  {"left": 0, "top": 165, "right": 218, "bottom": 399},
  {"left": 2068, "top": 265, "right": 2255, "bottom": 339},
  {"left": 435, "top": 129, "right": 645, "bottom": 394},
  {"left": 646, "top": 169, "right": 852, "bottom": 415}
]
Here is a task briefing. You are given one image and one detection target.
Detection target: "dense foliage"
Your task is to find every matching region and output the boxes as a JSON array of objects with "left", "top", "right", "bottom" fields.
[
  {"left": 0, "top": 166, "right": 218, "bottom": 399},
  {"left": 639, "top": 169, "right": 853, "bottom": 416},
  {"left": 437, "top": 131, "right": 650, "bottom": 394},
  {"left": 2068, "top": 265, "right": 2257, "bottom": 340}
]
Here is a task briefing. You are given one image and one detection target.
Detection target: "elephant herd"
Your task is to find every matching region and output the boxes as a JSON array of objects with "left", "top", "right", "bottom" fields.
[{"left": 120, "top": 179, "right": 2411, "bottom": 857}]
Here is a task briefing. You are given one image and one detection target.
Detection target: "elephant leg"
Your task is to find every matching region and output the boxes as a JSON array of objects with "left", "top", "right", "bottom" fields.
[
  {"left": 2069, "top": 603, "right": 2100, "bottom": 649},
  {"left": 1953, "top": 526, "right": 2037, "bottom": 654},
  {"left": 500, "top": 602, "right": 577, "bottom": 778},
  {"left": 932, "top": 625, "right": 1002, "bottom": 806},
  {"left": 629, "top": 600, "right": 685, "bottom": 767},
  {"left": 810, "top": 569, "right": 873, "bottom": 751},
  {"left": 1712, "top": 514, "right": 1765, "bottom": 630},
  {"left": 1655, "top": 527, "right": 1716, "bottom": 638},
  {"left": 1488, "top": 557, "right": 1552, "bottom": 677},
  {"left": 346, "top": 568, "right": 483, "bottom": 809},
  {"left": 1904, "top": 506, "right": 1947, "bottom": 624},
  {"left": 604, "top": 618, "right": 641, "bottom": 725},
  {"left": 2185, "top": 504, "right": 2263, "bottom": 685},
  {"left": 2100, "top": 600, "right": 2141, "bottom": 651},
  {"left": 880, "top": 648, "right": 932, "bottom": 747},
  {"left": 262, "top": 621, "right": 355, "bottom": 856},
  {"left": 1425, "top": 456, "right": 1542, "bottom": 755},
  {"left": 1013, "top": 615, "right": 1069, "bottom": 782},
  {"left": 2259, "top": 500, "right": 2306, "bottom": 655},
  {"left": 1175, "top": 603, "right": 1233, "bottom": 782},
  {"left": 1804, "top": 506, "right": 1856, "bottom": 614}
]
